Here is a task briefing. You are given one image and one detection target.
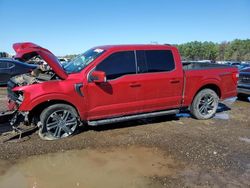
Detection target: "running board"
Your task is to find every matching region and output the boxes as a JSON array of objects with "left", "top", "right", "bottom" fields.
[{"left": 87, "top": 109, "right": 179, "bottom": 126}]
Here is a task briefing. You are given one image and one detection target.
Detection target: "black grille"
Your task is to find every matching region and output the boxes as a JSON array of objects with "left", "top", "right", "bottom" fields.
[{"left": 239, "top": 73, "right": 250, "bottom": 84}]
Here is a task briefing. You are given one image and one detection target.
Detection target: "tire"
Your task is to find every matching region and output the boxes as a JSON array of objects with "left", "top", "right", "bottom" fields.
[
  {"left": 190, "top": 89, "right": 219, "bottom": 120},
  {"left": 39, "top": 104, "right": 79, "bottom": 140}
]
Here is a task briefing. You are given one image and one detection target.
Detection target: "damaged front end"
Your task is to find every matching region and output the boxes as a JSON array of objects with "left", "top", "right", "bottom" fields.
[
  {"left": 8, "top": 78, "right": 27, "bottom": 124},
  {"left": 0, "top": 77, "right": 37, "bottom": 142},
  {"left": 2, "top": 66, "right": 60, "bottom": 141},
  {"left": 0, "top": 67, "right": 57, "bottom": 141},
  {"left": 0, "top": 42, "right": 68, "bottom": 142}
]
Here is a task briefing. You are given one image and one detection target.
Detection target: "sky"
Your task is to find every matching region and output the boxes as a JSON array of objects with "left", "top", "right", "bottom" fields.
[{"left": 0, "top": 0, "right": 250, "bottom": 55}]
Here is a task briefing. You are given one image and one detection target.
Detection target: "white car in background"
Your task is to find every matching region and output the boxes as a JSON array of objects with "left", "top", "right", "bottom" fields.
[{"left": 58, "top": 57, "right": 69, "bottom": 65}]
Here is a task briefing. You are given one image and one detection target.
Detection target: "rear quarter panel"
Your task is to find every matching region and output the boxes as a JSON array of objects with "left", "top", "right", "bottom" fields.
[{"left": 182, "top": 67, "right": 238, "bottom": 107}]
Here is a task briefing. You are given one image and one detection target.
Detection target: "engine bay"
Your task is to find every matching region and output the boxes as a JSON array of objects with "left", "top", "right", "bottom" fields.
[{"left": 10, "top": 69, "right": 58, "bottom": 86}]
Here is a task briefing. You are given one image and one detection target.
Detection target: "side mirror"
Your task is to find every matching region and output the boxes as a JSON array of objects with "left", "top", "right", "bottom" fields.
[{"left": 90, "top": 71, "right": 107, "bottom": 83}]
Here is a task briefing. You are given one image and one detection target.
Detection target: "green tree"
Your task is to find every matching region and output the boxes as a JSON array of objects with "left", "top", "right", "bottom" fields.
[
  {"left": 217, "top": 41, "right": 229, "bottom": 60},
  {"left": 175, "top": 39, "right": 250, "bottom": 61}
]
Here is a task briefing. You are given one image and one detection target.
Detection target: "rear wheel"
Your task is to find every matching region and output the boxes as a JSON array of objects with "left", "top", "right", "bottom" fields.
[
  {"left": 39, "top": 104, "right": 79, "bottom": 140},
  {"left": 190, "top": 89, "right": 219, "bottom": 120}
]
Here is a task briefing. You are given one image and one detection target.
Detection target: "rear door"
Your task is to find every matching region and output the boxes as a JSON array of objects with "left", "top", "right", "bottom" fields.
[
  {"left": 7, "top": 62, "right": 15, "bottom": 74},
  {"left": 0, "top": 61, "right": 11, "bottom": 84},
  {"left": 135, "top": 50, "right": 184, "bottom": 111},
  {"left": 86, "top": 51, "right": 143, "bottom": 120}
]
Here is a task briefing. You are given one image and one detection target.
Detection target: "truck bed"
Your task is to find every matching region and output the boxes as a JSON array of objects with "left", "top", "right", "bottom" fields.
[
  {"left": 182, "top": 62, "right": 231, "bottom": 70},
  {"left": 181, "top": 62, "right": 238, "bottom": 107}
]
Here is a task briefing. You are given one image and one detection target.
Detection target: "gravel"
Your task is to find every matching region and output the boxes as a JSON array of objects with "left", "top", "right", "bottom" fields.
[{"left": 0, "top": 87, "right": 249, "bottom": 187}]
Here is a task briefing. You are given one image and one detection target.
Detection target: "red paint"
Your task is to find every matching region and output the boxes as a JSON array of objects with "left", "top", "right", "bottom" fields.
[
  {"left": 10, "top": 43, "right": 238, "bottom": 121},
  {"left": 7, "top": 100, "right": 18, "bottom": 111},
  {"left": 13, "top": 42, "right": 68, "bottom": 79}
]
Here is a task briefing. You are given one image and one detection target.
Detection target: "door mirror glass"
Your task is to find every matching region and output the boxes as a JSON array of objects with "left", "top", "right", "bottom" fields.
[{"left": 90, "top": 71, "right": 107, "bottom": 83}]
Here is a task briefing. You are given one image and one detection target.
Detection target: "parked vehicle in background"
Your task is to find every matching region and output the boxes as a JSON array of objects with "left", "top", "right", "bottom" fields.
[
  {"left": 58, "top": 57, "right": 69, "bottom": 66},
  {"left": 0, "top": 58, "right": 38, "bottom": 85},
  {"left": 196, "top": 60, "right": 213, "bottom": 63},
  {"left": 238, "top": 67, "right": 250, "bottom": 100},
  {"left": 216, "top": 61, "right": 250, "bottom": 71},
  {"left": 6, "top": 42, "right": 238, "bottom": 140},
  {"left": 230, "top": 62, "right": 241, "bottom": 66},
  {"left": 216, "top": 61, "right": 227, "bottom": 64},
  {"left": 238, "top": 63, "right": 250, "bottom": 71},
  {"left": 0, "top": 52, "right": 9, "bottom": 58}
]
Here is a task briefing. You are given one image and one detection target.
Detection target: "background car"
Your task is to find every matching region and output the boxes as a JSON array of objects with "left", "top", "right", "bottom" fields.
[
  {"left": 238, "top": 63, "right": 250, "bottom": 70},
  {"left": 0, "top": 58, "right": 38, "bottom": 85},
  {"left": 238, "top": 67, "right": 250, "bottom": 101},
  {"left": 58, "top": 57, "right": 69, "bottom": 66},
  {"left": 0, "top": 52, "right": 9, "bottom": 58}
]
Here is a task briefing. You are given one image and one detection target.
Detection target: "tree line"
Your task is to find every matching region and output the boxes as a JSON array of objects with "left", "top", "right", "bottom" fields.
[{"left": 174, "top": 39, "right": 250, "bottom": 61}]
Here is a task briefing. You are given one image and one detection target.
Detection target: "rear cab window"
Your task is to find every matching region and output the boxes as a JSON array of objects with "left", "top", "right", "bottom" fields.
[{"left": 136, "top": 50, "right": 175, "bottom": 73}]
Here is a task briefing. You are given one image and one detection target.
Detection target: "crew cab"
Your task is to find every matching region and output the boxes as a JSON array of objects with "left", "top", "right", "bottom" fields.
[{"left": 7, "top": 43, "right": 238, "bottom": 140}]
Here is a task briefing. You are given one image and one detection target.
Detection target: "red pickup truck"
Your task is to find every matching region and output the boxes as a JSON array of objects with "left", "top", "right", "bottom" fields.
[{"left": 7, "top": 43, "right": 238, "bottom": 140}]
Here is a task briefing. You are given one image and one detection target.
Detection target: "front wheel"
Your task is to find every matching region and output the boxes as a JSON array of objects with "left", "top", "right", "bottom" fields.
[
  {"left": 39, "top": 104, "right": 79, "bottom": 140},
  {"left": 190, "top": 89, "right": 219, "bottom": 120}
]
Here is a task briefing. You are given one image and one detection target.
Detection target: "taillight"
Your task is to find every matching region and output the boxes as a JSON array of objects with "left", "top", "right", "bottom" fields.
[{"left": 232, "top": 72, "right": 239, "bottom": 85}]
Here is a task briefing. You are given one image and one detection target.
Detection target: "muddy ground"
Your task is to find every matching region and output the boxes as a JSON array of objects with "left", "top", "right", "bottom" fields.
[{"left": 0, "top": 87, "right": 250, "bottom": 187}]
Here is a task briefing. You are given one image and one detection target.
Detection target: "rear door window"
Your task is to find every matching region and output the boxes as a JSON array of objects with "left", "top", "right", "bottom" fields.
[
  {"left": 0, "top": 62, "right": 8, "bottom": 69},
  {"left": 7, "top": 62, "right": 15, "bottom": 68},
  {"left": 136, "top": 50, "right": 175, "bottom": 73},
  {"left": 96, "top": 51, "right": 136, "bottom": 80}
]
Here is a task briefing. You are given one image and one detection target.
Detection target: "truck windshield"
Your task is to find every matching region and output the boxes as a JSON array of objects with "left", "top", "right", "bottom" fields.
[{"left": 63, "top": 48, "right": 105, "bottom": 73}]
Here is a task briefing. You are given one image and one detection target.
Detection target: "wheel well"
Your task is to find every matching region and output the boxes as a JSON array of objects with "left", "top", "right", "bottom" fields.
[
  {"left": 195, "top": 84, "right": 221, "bottom": 99},
  {"left": 28, "top": 100, "right": 80, "bottom": 122}
]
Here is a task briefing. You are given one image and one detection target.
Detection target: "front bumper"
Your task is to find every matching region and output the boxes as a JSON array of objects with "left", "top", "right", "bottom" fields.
[{"left": 7, "top": 79, "right": 24, "bottom": 111}]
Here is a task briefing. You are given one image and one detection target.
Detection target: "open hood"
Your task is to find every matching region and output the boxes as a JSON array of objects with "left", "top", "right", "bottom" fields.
[{"left": 13, "top": 42, "right": 68, "bottom": 79}]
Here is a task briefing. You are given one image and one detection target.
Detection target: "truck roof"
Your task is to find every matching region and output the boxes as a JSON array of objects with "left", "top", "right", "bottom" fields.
[{"left": 94, "top": 44, "right": 173, "bottom": 51}]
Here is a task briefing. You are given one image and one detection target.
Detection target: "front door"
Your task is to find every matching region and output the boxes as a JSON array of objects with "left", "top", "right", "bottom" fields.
[{"left": 86, "top": 51, "right": 143, "bottom": 120}]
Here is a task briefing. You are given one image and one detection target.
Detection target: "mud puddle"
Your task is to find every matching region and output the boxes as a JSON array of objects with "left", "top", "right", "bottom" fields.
[{"left": 0, "top": 146, "right": 180, "bottom": 188}]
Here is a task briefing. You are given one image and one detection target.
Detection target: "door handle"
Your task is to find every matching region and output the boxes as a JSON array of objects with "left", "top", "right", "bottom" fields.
[
  {"left": 170, "top": 79, "right": 180, "bottom": 84},
  {"left": 129, "top": 83, "right": 141, "bottom": 87}
]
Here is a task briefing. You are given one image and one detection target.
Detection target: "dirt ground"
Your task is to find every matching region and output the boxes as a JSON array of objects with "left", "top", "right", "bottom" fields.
[{"left": 0, "top": 87, "right": 250, "bottom": 187}]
